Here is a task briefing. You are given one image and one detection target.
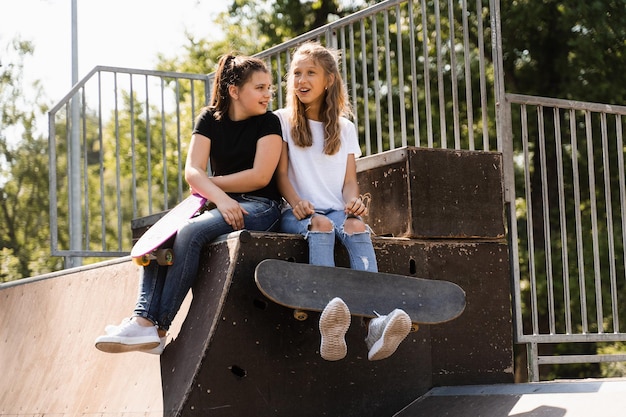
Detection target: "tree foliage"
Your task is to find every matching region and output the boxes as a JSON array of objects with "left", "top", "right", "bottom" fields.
[
  {"left": 0, "top": 38, "right": 63, "bottom": 281},
  {"left": 501, "top": 0, "right": 626, "bottom": 104}
]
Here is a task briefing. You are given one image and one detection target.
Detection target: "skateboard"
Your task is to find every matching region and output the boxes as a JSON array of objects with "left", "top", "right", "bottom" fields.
[
  {"left": 255, "top": 259, "right": 466, "bottom": 328},
  {"left": 130, "top": 194, "right": 208, "bottom": 266}
]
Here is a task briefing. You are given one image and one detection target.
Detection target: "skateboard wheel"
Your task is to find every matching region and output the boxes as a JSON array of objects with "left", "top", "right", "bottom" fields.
[
  {"left": 132, "top": 255, "right": 151, "bottom": 266},
  {"left": 156, "top": 249, "right": 174, "bottom": 266},
  {"left": 293, "top": 309, "right": 308, "bottom": 321},
  {"left": 410, "top": 323, "right": 419, "bottom": 333}
]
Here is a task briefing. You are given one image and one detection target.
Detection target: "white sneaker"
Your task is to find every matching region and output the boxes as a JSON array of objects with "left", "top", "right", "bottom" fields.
[
  {"left": 365, "top": 309, "right": 411, "bottom": 361},
  {"left": 105, "top": 318, "right": 167, "bottom": 354},
  {"left": 319, "top": 297, "right": 351, "bottom": 361},
  {"left": 95, "top": 318, "right": 160, "bottom": 353}
]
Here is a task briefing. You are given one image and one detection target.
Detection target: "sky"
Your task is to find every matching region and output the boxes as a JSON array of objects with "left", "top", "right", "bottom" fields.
[{"left": 1, "top": 0, "right": 229, "bottom": 104}]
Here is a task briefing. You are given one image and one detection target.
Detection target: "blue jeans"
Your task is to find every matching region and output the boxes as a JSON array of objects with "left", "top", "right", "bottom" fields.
[
  {"left": 135, "top": 195, "right": 280, "bottom": 330},
  {"left": 280, "top": 208, "right": 378, "bottom": 272}
]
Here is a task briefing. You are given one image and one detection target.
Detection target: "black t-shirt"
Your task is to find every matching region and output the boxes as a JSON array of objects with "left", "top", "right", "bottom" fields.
[{"left": 192, "top": 109, "right": 282, "bottom": 202}]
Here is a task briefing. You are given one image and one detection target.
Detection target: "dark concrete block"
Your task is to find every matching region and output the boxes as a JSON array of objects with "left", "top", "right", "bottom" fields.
[
  {"left": 371, "top": 237, "right": 514, "bottom": 386},
  {"left": 357, "top": 147, "right": 505, "bottom": 239}
]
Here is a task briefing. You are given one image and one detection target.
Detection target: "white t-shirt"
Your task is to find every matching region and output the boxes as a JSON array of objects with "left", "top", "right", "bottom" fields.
[{"left": 275, "top": 108, "right": 362, "bottom": 211}]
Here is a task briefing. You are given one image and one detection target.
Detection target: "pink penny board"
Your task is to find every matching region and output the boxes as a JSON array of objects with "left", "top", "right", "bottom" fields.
[{"left": 131, "top": 194, "right": 207, "bottom": 264}]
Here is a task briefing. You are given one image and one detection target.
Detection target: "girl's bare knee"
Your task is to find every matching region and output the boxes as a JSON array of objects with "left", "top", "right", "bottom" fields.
[
  {"left": 309, "top": 215, "right": 333, "bottom": 232},
  {"left": 344, "top": 217, "right": 366, "bottom": 234}
]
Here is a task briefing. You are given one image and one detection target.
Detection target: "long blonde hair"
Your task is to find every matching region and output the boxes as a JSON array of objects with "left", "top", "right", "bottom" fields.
[{"left": 286, "top": 42, "right": 353, "bottom": 155}]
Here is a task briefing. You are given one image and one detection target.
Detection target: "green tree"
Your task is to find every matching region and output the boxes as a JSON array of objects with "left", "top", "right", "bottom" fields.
[
  {"left": 0, "top": 38, "right": 63, "bottom": 281},
  {"left": 502, "top": 0, "right": 626, "bottom": 104},
  {"left": 501, "top": 0, "right": 626, "bottom": 380}
]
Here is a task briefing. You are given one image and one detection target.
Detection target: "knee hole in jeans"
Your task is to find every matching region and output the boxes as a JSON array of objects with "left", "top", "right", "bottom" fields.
[
  {"left": 344, "top": 217, "right": 367, "bottom": 234},
  {"left": 309, "top": 214, "right": 333, "bottom": 232}
]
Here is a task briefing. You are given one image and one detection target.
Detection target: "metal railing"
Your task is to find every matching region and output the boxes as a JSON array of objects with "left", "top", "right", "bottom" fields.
[
  {"left": 504, "top": 93, "right": 626, "bottom": 380},
  {"left": 48, "top": 66, "right": 210, "bottom": 263}
]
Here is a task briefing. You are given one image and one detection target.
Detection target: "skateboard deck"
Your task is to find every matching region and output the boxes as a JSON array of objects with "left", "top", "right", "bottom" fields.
[
  {"left": 255, "top": 259, "right": 466, "bottom": 325},
  {"left": 130, "top": 193, "right": 207, "bottom": 266}
]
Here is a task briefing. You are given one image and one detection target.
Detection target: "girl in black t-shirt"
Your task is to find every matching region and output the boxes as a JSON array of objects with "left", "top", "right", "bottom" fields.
[{"left": 96, "top": 54, "right": 282, "bottom": 354}]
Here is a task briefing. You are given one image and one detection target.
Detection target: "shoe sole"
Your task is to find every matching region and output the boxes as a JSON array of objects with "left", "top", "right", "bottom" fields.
[
  {"left": 95, "top": 340, "right": 160, "bottom": 353},
  {"left": 94, "top": 332, "right": 161, "bottom": 354},
  {"left": 368, "top": 310, "right": 412, "bottom": 361},
  {"left": 319, "top": 298, "right": 351, "bottom": 361}
]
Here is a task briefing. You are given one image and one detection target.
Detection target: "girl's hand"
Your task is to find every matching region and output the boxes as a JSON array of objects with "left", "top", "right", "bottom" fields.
[
  {"left": 292, "top": 200, "right": 315, "bottom": 220},
  {"left": 216, "top": 196, "right": 248, "bottom": 230},
  {"left": 345, "top": 196, "right": 368, "bottom": 217}
]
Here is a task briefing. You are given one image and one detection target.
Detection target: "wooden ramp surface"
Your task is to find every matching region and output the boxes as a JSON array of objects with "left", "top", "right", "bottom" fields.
[{"left": 0, "top": 258, "right": 188, "bottom": 416}]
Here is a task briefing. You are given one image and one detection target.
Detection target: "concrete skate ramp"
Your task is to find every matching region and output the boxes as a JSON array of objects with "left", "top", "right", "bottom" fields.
[{"left": 0, "top": 257, "right": 189, "bottom": 416}]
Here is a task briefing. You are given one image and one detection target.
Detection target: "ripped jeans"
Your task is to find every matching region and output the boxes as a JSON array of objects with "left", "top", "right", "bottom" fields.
[{"left": 280, "top": 208, "right": 378, "bottom": 272}]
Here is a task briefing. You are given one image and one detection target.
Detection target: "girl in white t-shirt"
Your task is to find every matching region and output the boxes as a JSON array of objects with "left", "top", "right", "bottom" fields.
[{"left": 275, "top": 42, "right": 411, "bottom": 362}]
